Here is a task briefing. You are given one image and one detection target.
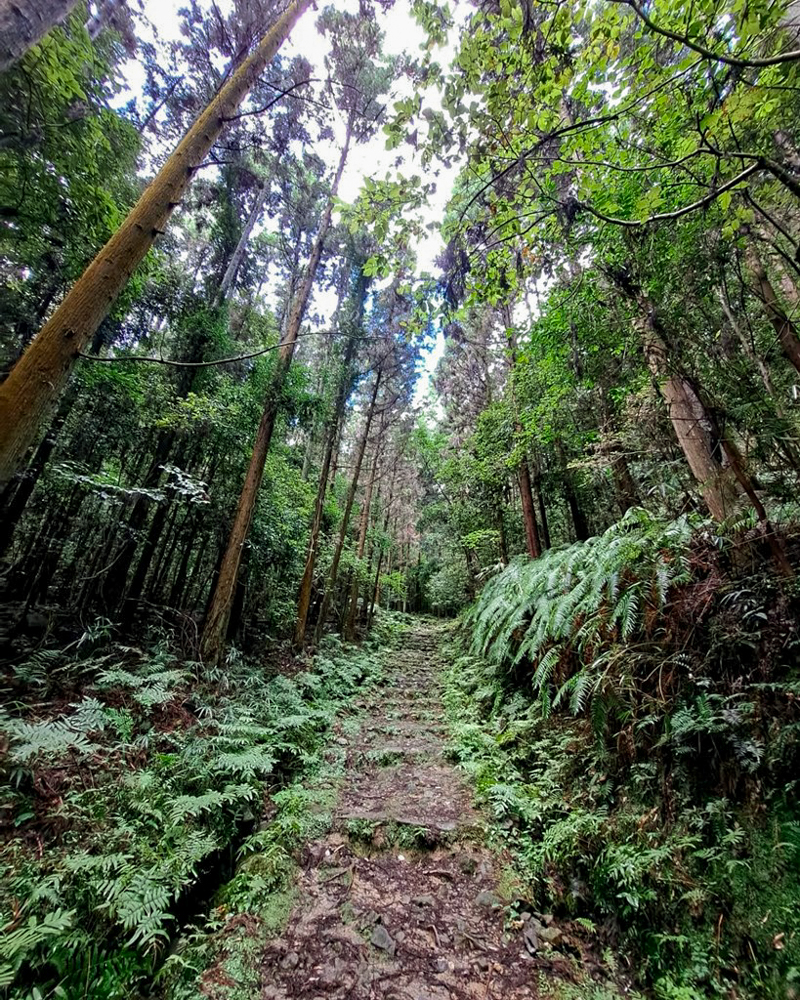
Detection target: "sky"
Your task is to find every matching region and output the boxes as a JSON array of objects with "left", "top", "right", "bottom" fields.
[{"left": 123, "top": 0, "right": 464, "bottom": 404}]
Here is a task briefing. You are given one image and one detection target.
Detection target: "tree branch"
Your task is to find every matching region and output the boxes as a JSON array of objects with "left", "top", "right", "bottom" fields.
[
  {"left": 577, "top": 162, "right": 761, "bottom": 227},
  {"left": 614, "top": 0, "right": 800, "bottom": 67}
]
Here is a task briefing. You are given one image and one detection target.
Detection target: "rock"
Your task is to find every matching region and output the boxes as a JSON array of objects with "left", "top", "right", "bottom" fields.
[
  {"left": 476, "top": 956, "right": 491, "bottom": 972},
  {"left": 395, "top": 930, "right": 406, "bottom": 943},
  {"left": 539, "top": 926, "right": 562, "bottom": 945},
  {"left": 540, "top": 913, "right": 555, "bottom": 926},
  {"left": 371, "top": 924, "right": 396, "bottom": 955},
  {"left": 475, "top": 890, "right": 501, "bottom": 909},
  {"left": 281, "top": 951, "right": 300, "bottom": 970},
  {"left": 434, "top": 957, "right": 448, "bottom": 973},
  {"left": 412, "top": 894, "right": 436, "bottom": 907},
  {"left": 523, "top": 922, "right": 539, "bottom": 955}
]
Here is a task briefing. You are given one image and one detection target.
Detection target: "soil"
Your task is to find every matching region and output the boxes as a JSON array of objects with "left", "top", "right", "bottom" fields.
[{"left": 254, "top": 622, "right": 600, "bottom": 1000}]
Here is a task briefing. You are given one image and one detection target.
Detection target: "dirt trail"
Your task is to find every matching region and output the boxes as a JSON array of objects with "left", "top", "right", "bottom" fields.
[{"left": 257, "top": 621, "right": 578, "bottom": 1000}]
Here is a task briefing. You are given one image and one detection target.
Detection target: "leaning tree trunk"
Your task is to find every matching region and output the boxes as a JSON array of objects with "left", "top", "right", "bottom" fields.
[
  {"left": 345, "top": 440, "right": 381, "bottom": 640},
  {"left": 0, "top": 0, "right": 79, "bottom": 71},
  {"left": 294, "top": 272, "right": 366, "bottom": 648},
  {"left": 200, "top": 127, "right": 352, "bottom": 665},
  {"left": 313, "top": 369, "right": 383, "bottom": 645},
  {"left": 0, "top": 0, "right": 310, "bottom": 491},
  {"left": 635, "top": 297, "right": 742, "bottom": 522},
  {"left": 745, "top": 243, "right": 800, "bottom": 375},
  {"left": 367, "top": 469, "right": 397, "bottom": 631},
  {"left": 215, "top": 180, "right": 270, "bottom": 305}
]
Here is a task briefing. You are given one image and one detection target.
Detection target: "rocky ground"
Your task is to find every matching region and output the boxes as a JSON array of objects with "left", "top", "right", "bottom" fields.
[{"left": 250, "top": 622, "right": 601, "bottom": 1000}]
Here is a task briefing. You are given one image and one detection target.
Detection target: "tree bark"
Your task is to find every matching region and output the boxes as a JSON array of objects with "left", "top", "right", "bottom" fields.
[
  {"left": 554, "top": 438, "right": 589, "bottom": 541},
  {"left": 200, "top": 127, "right": 351, "bottom": 664},
  {"left": 0, "top": 397, "right": 68, "bottom": 559},
  {"left": 746, "top": 243, "right": 800, "bottom": 375},
  {"left": 216, "top": 180, "right": 270, "bottom": 305},
  {"left": 503, "top": 309, "right": 543, "bottom": 557},
  {"left": 496, "top": 503, "right": 509, "bottom": 564},
  {"left": 535, "top": 473, "right": 551, "bottom": 549},
  {"left": 0, "top": 0, "right": 79, "bottom": 71},
  {"left": 518, "top": 460, "right": 542, "bottom": 558},
  {"left": 367, "top": 481, "right": 395, "bottom": 629},
  {"left": 635, "top": 296, "right": 741, "bottom": 522},
  {"left": 313, "top": 368, "right": 383, "bottom": 644},
  {"left": 345, "top": 441, "right": 381, "bottom": 639},
  {"left": 0, "top": 0, "right": 310, "bottom": 491},
  {"left": 294, "top": 271, "right": 367, "bottom": 648}
]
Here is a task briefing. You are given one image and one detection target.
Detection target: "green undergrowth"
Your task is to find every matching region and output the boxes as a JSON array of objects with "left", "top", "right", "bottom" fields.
[
  {"left": 0, "top": 610, "right": 409, "bottom": 999},
  {"left": 536, "top": 975, "right": 642, "bottom": 1000},
  {"left": 343, "top": 817, "right": 456, "bottom": 852},
  {"left": 447, "top": 510, "right": 800, "bottom": 1000}
]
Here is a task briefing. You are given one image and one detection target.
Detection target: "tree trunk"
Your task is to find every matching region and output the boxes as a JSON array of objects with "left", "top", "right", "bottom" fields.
[
  {"left": 200, "top": 129, "right": 351, "bottom": 664},
  {"left": 554, "top": 439, "right": 589, "bottom": 541},
  {"left": 294, "top": 423, "right": 341, "bottom": 648},
  {"left": 167, "top": 510, "right": 199, "bottom": 608},
  {"left": 314, "top": 369, "right": 383, "bottom": 644},
  {"left": 86, "top": 0, "right": 129, "bottom": 41},
  {"left": 518, "top": 460, "right": 542, "bottom": 558},
  {"left": 535, "top": 474, "right": 551, "bottom": 549},
  {"left": 0, "top": 0, "right": 79, "bottom": 71},
  {"left": 100, "top": 432, "right": 175, "bottom": 612},
  {"left": 503, "top": 309, "right": 542, "bottom": 557},
  {"left": 0, "top": 0, "right": 310, "bottom": 491},
  {"left": 635, "top": 297, "right": 741, "bottom": 522},
  {"left": 368, "top": 546, "right": 385, "bottom": 629},
  {"left": 0, "top": 397, "right": 68, "bottom": 559},
  {"left": 717, "top": 287, "right": 778, "bottom": 399},
  {"left": 345, "top": 443, "right": 380, "bottom": 640},
  {"left": 497, "top": 504, "right": 509, "bottom": 564},
  {"left": 746, "top": 243, "right": 800, "bottom": 375},
  {"left": 367, "top": 470, "right": 396, "bottom": 630},
  {"left": 294, "top": 274, "right": 366, "bottom": 647},
  {"left": 216, "top": 181, "right": 269, "bottom": 305},
  {"left": 611, "top": 451, "right": 639, "bottom": 514},
  {"left": 599, "top": 405, "right": 639, "bottom": 515}
]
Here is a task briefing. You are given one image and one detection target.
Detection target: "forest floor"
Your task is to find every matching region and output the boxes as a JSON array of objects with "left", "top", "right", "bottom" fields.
[{"left": 209, "top": 620, "right": 620, "bottom": 1000}]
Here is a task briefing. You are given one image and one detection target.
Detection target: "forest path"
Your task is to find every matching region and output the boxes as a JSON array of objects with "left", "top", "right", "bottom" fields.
[{"left": 255, "top": 620, "right": 571, "bottom": 1000}]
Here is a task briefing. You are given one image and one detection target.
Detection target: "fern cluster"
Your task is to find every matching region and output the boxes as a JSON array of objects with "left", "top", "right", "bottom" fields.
[
  {"left": 452, "top": 512, "right": 800, "bottom": 1000},
  {"left": 469, "top": 507, "right": 696, "bottom": 715},
  {"left": 0, "top": 625, "right": 395, "bottom": 999}
]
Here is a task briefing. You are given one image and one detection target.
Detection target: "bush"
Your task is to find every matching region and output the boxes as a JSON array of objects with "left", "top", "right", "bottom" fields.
[{"left": 452, "top": 511, "right": 800, "bottom": 998}]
